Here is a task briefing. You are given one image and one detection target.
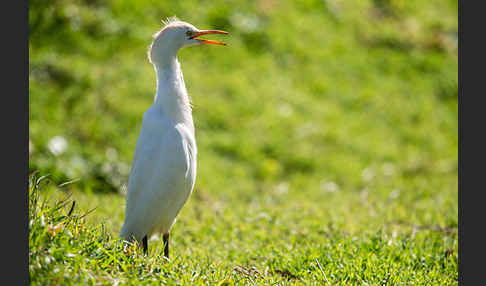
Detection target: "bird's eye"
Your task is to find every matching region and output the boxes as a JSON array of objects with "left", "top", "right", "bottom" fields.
[{"left": 186, "top": 31, "right": 193, "bottom": 37}]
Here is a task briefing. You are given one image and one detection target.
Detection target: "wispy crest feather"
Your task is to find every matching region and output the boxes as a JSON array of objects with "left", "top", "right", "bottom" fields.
[{"left": 161, "top": 16, "right": 181, "bottom": 28}]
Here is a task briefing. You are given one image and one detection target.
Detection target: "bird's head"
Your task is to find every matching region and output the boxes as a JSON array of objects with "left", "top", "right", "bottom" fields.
[{"left": 148, "top": 17, "right": 228, "bottom": 65}]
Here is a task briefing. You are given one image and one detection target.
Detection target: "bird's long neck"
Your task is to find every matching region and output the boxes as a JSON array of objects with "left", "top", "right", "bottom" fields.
[{"left": 153, "top": 54, "right": 194, "bottom": 132}]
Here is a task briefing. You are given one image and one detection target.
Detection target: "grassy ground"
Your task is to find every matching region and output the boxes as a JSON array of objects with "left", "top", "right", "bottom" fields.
[{"left": 29, "top": 0, "right": 457, "bottom": 284}]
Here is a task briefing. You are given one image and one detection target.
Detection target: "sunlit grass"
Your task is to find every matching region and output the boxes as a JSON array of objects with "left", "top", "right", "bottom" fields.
[{"left": 29, "top": 0, "right": 457, "bottom": 284}]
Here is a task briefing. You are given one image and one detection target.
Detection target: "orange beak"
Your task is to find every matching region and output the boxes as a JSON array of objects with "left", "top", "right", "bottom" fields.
[{"left": 190, "top": 30, "right": 229, "bottom": 46}]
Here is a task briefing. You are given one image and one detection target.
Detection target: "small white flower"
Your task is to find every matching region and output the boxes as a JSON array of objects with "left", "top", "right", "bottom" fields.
[
  {"left": 361, "top": 167, "right": 374, "bottom": 182},
  {"left": 389, "top": 189, "right": 401, "bottom": 199},
  {"left": 230, "top": 13, "right": 261, "bottom": 32},
  {"left": 274, "top": 182, "right": 289, "bottom": 194},
  {"left": 48, "top": 136, "right": 68, "bottom": 156},
  {"left": 321, "top": 180, "right": 340, "bottom": 193}
]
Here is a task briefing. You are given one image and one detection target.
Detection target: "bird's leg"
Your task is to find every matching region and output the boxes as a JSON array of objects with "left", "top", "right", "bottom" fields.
[
  {"left": 163, "top": 232, "right": 170, "bottom": 259},
  {"left": 142, "top": 235, "right": 148, "bottom": 254}
]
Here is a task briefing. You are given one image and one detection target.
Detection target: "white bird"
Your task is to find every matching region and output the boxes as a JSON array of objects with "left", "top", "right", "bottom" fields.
[{"left": 120, "top": 17, "right": 228, "bottom": 257}]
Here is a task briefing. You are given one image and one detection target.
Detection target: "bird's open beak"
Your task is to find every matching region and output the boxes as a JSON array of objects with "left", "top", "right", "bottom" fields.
[{"left": 190, "top": 30, "right": 229, "bottom": 46}]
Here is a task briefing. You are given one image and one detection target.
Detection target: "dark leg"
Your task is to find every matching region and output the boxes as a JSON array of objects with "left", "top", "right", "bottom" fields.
[
  {"left": 163, "top": 232, "right": 170, "bottom": 258},
  {"left": 142, "top": 235, "right": 148, "bottom": 254}
]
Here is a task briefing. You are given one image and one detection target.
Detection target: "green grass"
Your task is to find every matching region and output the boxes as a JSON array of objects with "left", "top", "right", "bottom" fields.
[
  {"left": 29, "top": 173, "right": 457, "bottom": 285},
  {"left": 29, "top": 0, "right": 457, "bottom": 284}
]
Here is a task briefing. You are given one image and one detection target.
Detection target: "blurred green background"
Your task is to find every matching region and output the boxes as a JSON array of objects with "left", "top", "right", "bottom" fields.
[
  {"left": 29, "top": 0, "right": 457, "bottom": 283},
  {"left": 29, "top": 0, "right": 457, "bottom": 196}
]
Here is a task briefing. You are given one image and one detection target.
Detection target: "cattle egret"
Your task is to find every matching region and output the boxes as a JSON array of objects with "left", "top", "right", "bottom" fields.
[{"left": 120, "top": 17, "right": 228, "bottom": 258}]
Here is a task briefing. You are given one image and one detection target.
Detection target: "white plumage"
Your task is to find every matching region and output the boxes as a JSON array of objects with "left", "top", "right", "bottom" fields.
[{"left": 120, "top": 18, "right": 228, "bottom": 257}]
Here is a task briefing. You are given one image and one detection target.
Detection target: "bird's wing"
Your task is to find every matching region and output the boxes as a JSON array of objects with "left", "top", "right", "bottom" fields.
[{"left": 120, "top": 110, "right": 196, "bottom": 240}]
